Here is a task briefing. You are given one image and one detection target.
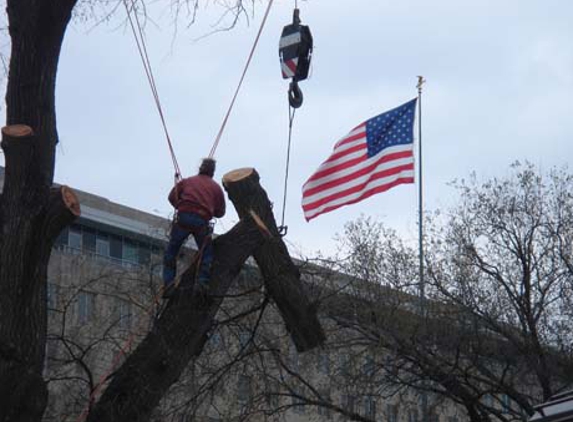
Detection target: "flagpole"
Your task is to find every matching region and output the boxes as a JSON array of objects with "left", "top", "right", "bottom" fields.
[
  {"left": 416, "top": 75, "right": 427, "bottom": 422},
  {"left": 417, "top": 76, "right": 426, "bottom": 303}
]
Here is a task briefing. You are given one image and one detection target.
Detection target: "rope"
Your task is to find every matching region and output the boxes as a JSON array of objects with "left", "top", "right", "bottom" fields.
[
  {"left": 278, "top": 105, "right": 296, "bottom": 235},
  {"left": 123, "top": 0, "right": 182, "bottom": 180},
  {"left": 208, "top": 0, "right": 275, "bottom": 158}
]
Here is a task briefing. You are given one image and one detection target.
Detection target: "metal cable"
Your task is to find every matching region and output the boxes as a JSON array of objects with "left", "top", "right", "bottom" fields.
[{"left": 279, "top": 105, "right": 296, "bottom": 235}]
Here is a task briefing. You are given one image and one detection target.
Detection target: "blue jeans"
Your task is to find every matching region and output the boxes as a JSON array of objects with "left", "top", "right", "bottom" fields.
[{"left": 163, "top": 212, "right": 213, "bottom": 287}]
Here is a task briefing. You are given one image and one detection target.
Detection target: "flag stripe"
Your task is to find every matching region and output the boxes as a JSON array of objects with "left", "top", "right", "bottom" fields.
[
  {"left": 305, "top": 143, "right": 412, "bottom": 188},
  {"left": 304, "top": 174, "right": 415, "bottom": 221},
  {"left": 335, "top": 128, "right": 366, "bottom": 148},
  {"left": 303, "top": 162, "right": 414, "bottom": 210},
  {"left": 326, "top": 140, "right": 367, "bottom": 163},
  {"left": 305, "top": 153, "right": 367, "bottom": 187},
  {"left": 303, "top": 150, "right": 414, "bottom": 198}
]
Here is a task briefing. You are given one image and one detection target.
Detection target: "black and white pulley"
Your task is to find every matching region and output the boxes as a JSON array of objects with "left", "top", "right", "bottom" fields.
[{"left": 279, "top": 8, "right": 313, "bottom": 109}]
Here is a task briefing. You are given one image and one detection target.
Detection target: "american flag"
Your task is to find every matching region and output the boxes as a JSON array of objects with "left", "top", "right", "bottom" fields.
[{"left": 302, "top": 98, "right": 417, "bottom": 221}]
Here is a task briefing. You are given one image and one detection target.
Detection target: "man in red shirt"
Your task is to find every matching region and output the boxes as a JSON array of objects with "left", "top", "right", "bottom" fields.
[{"left": 163, "top": 158, "right": 226, "bottom": 298}]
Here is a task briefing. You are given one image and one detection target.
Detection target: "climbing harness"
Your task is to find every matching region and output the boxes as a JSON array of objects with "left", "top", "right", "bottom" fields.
[
  {"left": 278, "top": 5, "right": 313, "bottom": 236},
  {"left": 279, "top": 7, "right": 313, "bottom": 109}
]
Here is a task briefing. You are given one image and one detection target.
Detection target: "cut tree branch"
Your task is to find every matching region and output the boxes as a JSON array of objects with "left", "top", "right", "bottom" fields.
[{"left": 223, "top": 167, "right": 326, "bottom": 352}]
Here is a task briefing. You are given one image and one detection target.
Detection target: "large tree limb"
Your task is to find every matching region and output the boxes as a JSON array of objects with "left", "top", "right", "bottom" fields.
[
  {"left": 223, "top": 168, "right": 325, "bottom": 352},
  {"left": 86, "top": 216, "right": 266, "bottom": 422},
  {"left": 0, "top": 125, "right": 57, "bottom": 422}
]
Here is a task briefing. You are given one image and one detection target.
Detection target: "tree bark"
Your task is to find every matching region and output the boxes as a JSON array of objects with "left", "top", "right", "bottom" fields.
[
  {"left": 86, "top": 217, "right": 267, "bottom": 422},
  {"left": 0, "top": 1, "right": 78, "bottom": 420},
  {"left": 223, "top": 168, "right": 325, "bottom": 352},
  {"left": 0, "top": 127, "right": 80, "bottom": 422}
]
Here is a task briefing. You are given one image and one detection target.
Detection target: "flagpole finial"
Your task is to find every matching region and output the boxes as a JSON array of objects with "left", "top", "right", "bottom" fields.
[{"left": 417, "top": 75, "right": 426, "bottom": 94}]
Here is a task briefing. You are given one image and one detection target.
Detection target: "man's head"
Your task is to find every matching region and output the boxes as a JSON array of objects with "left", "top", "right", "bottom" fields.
[{"left": 199, "top": 158, "right": 216, "bottom": 178}]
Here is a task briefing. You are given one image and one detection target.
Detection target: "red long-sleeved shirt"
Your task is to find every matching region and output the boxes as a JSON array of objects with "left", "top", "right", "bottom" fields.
[{"left": 168, "top": 174, "right": 226, "bottom": 220}]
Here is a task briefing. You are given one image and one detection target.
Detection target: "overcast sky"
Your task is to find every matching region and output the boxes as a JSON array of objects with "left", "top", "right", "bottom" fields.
[{"left": 3, "top": 0, "right": 572, "bottom": 257}]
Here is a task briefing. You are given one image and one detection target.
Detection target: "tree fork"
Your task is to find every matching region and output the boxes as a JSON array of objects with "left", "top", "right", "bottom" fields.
[
  {"left": 223, "top": 168, "right": 326, "bottom": 352},
  {"left": 87, "top": 170, "right": 324, "bottom": 421}
]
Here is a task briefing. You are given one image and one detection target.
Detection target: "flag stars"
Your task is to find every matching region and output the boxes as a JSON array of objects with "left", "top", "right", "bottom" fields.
[{"left": 365, "top": 99, "right": 417, "bottom": 157}]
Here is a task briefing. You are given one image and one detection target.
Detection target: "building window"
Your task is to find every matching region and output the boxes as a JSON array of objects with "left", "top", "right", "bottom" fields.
[
  {"left": 428, "top": 410, "right": 440, "bottom": 422},
  {"left": 501, "top": 394, "right": 511, "bottom": 413},
  {"left": 209, "top": 331, "right": 222, "bottom": 348},
  {"left": 77, "top": 291, "right": 95, "bottom": 324},
  {"left": 82, "top": 228, "right": 96, "bottom": 252},
  {"left": 96, "top": 234, "right": 110, "bottom": 257},
  {"left": 483, "top": 393, "right": 494, "bottom": 408},
  {"left": 363, "top": 355, "right": 375, "bottom": 377},
  {"left": 265, "top": 380, "right": 280, "bottom": 409},
  {"left": 110, "top": 235, "right": 123, "bottom": 259},
  {"left": 138, "top": 245, "right": 151, "bottom": 265},
  {"left": 117, "top": 299, "right": 132, "bottom": 329},
  {"left": 47, "top": 283, "right": 58, "bottom": 310},
  {"left": 364, "top": 396, "right": 376, "bottom": 419},
  {"left": 123, "top": 240, "right": 138, "bottom": 264},
  {"left": 55, "top": 227, "right": 68, "bottom": 247},
  {"left": 239, "top": 330, "right": 251, "bottom": 348},
  {"left": 44, "top": 338, "right": 58, "bottom": 372},
  {"left": 408, "top": 408, "right": 419, "bottom": 422},
  {"left": 387, "top": 404, "right": 398, "bottom": 422},
  {"left": 289, "top": 346, "right": 299, "bottom": 371},
  {"left": 291, "top": 392, "right": 305, "bottom": 414},
  {"left": 318, "top": 389, "right": 332, "bottom": 419},
  {"left": 237, "top": 375, "right": 252, "bottom": 406},
  {"left": 69, "top": 227, "right": 82, "bottom": 250},
  {"left": 339, "top": 354, "right": 351, "bottom": 377},
  {"left": 342, "top": 394, "right": 355, "bottom": 414},
  {"left": 318, "top": 352, "right": 330, "bottom": 375}
]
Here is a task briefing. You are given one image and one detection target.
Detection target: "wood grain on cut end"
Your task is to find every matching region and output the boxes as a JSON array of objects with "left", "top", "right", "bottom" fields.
[
  {"left": 2, "top": 124, "right": 34, "bottom": 138},
  {"left": 222, "top": 168, "right": 254, "bottom": 185},
  {"left": 61, "top": 185, "right": 81, "bottom": 217}
]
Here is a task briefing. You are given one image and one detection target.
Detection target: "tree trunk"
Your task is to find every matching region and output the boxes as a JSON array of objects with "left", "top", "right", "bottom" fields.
[
  {"left": 86, "top": 217, "right": 267, "bottom": 421},
  {"left": 0, "top": 1, "right": 78, "bottom": 421},
  {"left": 0, "top": 125, "right": 80, "bottom": 422},
  {"left": 223, "top": 168, "right": 326, "bottom": 352},
  {"left": 87, "top": 168, "right": 325, "bottom": 421}
]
